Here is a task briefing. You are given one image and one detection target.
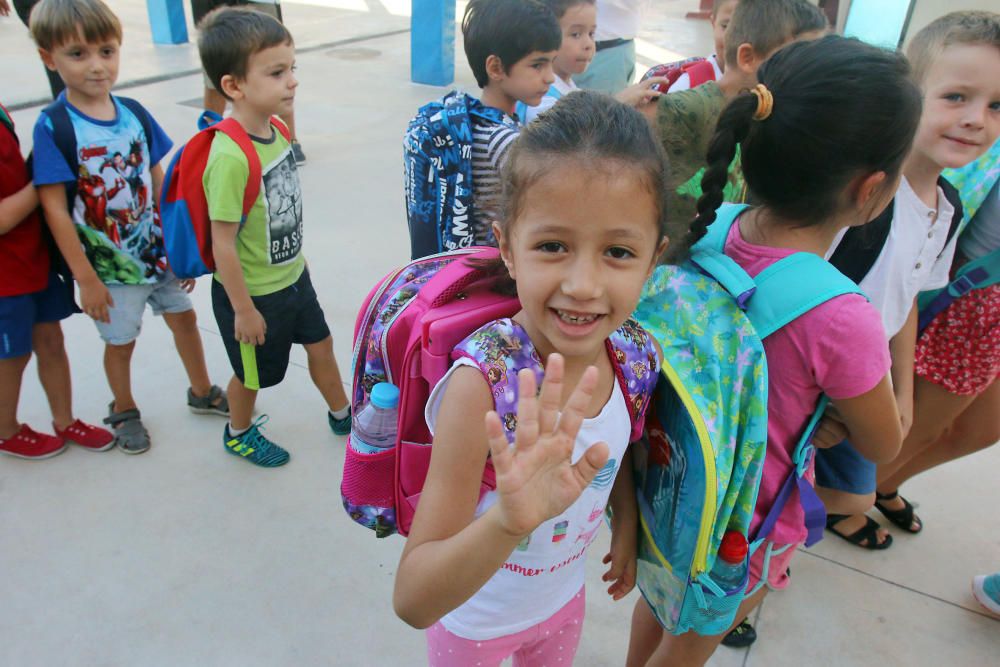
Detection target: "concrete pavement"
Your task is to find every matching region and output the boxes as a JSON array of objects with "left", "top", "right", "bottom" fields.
[{"left": 1, "top": 2, "right": 998, "bottom": 665}]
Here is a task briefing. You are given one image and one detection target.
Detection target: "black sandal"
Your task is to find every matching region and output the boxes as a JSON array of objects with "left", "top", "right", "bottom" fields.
[
  {"left": 825, "top": 513, "right": 893, "bottom": 550},
  {"left": 874, "top": 491, "right": 923, "bottom": 533},
  {"left": 721, "top": 619, "right": 757, "bottom": 648}
]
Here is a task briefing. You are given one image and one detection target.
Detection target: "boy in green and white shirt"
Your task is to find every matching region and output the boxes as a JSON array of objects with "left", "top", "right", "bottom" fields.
[{"left": 199, "top": 6, "right": 351, "bottom": 467}]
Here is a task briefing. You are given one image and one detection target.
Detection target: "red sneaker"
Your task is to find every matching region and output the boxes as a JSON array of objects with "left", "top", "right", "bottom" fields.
[
  {"left": 0, "top": 424, "right": 67, "bottom": 460},
  {"left": 55, "top": 419, "right": 115, "bottom": 452}
]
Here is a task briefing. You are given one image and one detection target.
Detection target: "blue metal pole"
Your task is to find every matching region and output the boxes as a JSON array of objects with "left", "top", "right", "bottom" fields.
[
  {"left": 146, "top": 0, "right": 190, "bottom": 45},
  {"left": 411, "top": 0, "right": 455, "bottom": 86}
]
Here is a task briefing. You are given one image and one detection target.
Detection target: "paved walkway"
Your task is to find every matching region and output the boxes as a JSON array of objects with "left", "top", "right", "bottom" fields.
[{"left": 1, "top": 2, "right": 997, "bottom": 665}]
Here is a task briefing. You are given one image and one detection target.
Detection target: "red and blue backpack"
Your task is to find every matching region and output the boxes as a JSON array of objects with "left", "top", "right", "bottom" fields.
[
  {"left": 641, "top": 57, "right": 717, "bottom": 94},
  {"left": 159, "top": 111, "right": 290, "bottom": 278}
]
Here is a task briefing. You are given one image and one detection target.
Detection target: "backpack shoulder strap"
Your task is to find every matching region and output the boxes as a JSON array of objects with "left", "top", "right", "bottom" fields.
[
  {"left": 41, "top": 98, "right": 79, "bottom": 211},
  {"left": 828, "top": 200, "right": 893, "bottom": 284},
  {"left": 918, "top": 244, "right": 1000, "bottom": 333},
  {"left": 212, "top": 117, "right": 263, "bottom": 221},
  {"left": 116, "top": 96, "right": 155, "bottom": 157},
  {"left": 607, "top": 318, "right": 660, "bottom": 441},
  {"left": 453, "top": 317, "right": 660, "bottom": 445},
  {"left": 684, "top": 58, "right": 715, "bottom": 87},
  {"left": 452, "top": 318, "right": 542, "bottom": 445},
  {"left": 269, "top": 115, "right": 292, "bottom": 143},
  {"left": 689, "top": 203, "right": 756, "bottom": 303},
  {"left": 938, "top": 175, "right": 964, "bottom": 250},
  {"left": 749, "top": 252, "right": 865, "bottom": 339}
]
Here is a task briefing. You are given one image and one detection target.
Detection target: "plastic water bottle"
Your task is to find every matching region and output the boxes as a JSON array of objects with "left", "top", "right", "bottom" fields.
[
  {"left": 351, "top": 383, "right": 400, "bottom": 454},
  {"left": 711, "top": 531, "right": 748, "bottom": 593}
]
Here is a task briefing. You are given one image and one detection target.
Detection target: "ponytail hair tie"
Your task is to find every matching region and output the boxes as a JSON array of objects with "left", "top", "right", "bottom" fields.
[{"left": 750, "top": 83, "right": 773, "bottom": 121}]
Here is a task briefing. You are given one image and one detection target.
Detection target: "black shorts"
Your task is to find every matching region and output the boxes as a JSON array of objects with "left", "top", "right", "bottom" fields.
[{"left": 212, "top": 268, "right": 330, "bottom": 389}]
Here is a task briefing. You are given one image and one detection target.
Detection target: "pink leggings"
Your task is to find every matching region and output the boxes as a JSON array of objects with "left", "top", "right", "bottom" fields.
[{"left": 426, "top": 587, "right": 586, "bottom": 667}]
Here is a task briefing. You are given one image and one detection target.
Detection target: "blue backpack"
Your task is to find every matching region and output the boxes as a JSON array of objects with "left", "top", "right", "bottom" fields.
[
  {"left": 633, "top": 203, "right": 864, "bottom": 635},
  {"left": 403, "top": 91, "right": 510, "bottom": 259}
]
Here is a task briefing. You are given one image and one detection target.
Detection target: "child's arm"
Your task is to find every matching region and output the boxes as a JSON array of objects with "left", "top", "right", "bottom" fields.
[
  {"left": 603, "top": 446, "right": 637, "bottom": 601},
  {"left": 151, "top": 163, "right": 164, "bottom": 209},
  {"left": 0, "top": 183, "right": 39, "bottom": 235},
  {"left": 829, "top": 374, "right": 903, "bottom": 464},
  {"left": 37, "top": 184, "right": 113, "bottom": 323},
  {"left": 394, "top": 355, "right": 609, "bottom": 629},
  {"left": 211, "top": 220, "right": 266, "bottom": 345},
  {"left": 888, "top": 300, "right": 918, "bottom": 438},
  {"left": 615, "top": 77, "right": 667, "bottom": 109}
]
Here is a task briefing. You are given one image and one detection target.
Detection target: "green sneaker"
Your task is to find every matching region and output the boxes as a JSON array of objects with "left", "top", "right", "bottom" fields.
[
  {"left": 328, "top": 407, "right": 351, "bottom": 436},
  {"left": 223, "top": 416, "right": 289, "bottom": 467}
]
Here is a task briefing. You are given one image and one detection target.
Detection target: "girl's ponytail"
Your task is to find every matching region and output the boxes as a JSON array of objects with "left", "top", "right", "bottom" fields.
[{"left": 672, "top": 94, "right": 757, "bottom": 260}]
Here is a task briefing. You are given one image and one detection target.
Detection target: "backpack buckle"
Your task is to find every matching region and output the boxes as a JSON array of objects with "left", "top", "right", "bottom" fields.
[
  {"left": 948, "top": 271, "right": 976, "bottom": 299},
  {"left": 793, "top": 442, "right": 815, "bottom": 478}
]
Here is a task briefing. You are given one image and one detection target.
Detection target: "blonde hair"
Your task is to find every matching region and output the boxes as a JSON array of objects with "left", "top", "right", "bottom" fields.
[
  {"left": 907, "top": 11, "right": 1000, "bottom": 85},
  {"left": 29, "top": 0, "right": 122, "bottom": 51}
]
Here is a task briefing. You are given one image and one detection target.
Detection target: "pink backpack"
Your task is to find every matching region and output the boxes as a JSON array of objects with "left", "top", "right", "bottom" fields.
[{"left": 341, "top": 247, "right": 658, "bottom": 538}]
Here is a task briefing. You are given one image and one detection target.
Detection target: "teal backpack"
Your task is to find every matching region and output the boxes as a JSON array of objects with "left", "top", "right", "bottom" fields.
[
  {"left": 919, "top": 140, "right": 1000, "bottom": 332},
  {"left": 633, "top": 203, "right": 865, "bottom": 635}
]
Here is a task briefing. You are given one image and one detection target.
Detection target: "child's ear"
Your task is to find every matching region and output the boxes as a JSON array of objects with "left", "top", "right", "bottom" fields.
[
  {"left": 735, "top": 42, "right": 762, "bottom": 75},
  {"left": 649, "top": 236, "right": 669, "bottom": 274},
  {"left": 854, "top": 171, "right": 895, "bottom": 220},
  {"left": 219, "top": 74, "right": 242, "bottom": 100},
  {"left": 38, "top": 49, "right": 57, "bottom": 71},
  {"left": 494, "top": 222, "right": 516, "bottom": 278},
  {"left": 485, "top": 55, "right": 506, "bottom": 82}
]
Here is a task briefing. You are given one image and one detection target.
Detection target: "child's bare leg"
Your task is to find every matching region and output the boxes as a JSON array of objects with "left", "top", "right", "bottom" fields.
[
  {"left": 646, "top": 587, "right": 768, "bottom": 667},
  {"left": 880, "top": 379, "right": 1000, "bottom": 491},
  {"left": 104, "top": 341, "right": 137, "bottom": 412},
  {"left": 163, "top": 309, "right": 213, "bottom": 397},
  {"left": 303, "top": 336, "right": 349, "bottom": 411},
  {"left": 626, "top": 598, "right": 665, "bottom": 667},
  {"left": 0, "top": 354, "right": 30, "bottom": 438},
  {"left": 876, "top": 377, "right": 976, "bottom": 491},
  {"left": 227, "top": 375, "right": 257, "bottom": 431},
  {"left": 815, "top": 487, "right": 889, "bottom": 546},
  {"left": 32, "top": 322, "right": 73, "bottom": 429}
]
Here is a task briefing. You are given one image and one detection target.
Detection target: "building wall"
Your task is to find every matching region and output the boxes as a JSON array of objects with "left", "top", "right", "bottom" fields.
[{"left": 836, "top": 0, "right": 996, "bottom": 47}]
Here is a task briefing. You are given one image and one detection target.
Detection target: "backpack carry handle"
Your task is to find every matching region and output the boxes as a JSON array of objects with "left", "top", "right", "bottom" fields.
[
  {"left": 198, "top": 109, "right": 224, "bottom": 131},
  {"left": 416, "top": 246, "right": 502, "bottom": 309}
]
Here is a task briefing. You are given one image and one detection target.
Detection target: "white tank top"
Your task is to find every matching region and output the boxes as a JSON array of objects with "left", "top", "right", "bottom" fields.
[{"left": 425, "top": 358, "right": 632, "bottom": 640}]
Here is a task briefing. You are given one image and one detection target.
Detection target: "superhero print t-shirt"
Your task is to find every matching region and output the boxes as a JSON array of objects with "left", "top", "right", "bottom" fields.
[{"left": 32, "top": 94, "right": 172, "bottom": 285}]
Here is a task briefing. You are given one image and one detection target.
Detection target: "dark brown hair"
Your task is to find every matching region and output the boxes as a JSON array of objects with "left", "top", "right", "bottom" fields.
[
  {"left": 198, "top": 6, "right": 293, "bottom": 99},
  {"left": 478, "top": 90, "right": 669, "bottom": 295},
  {"left": 723, "top": 0, "right": 827, "bottom": 68}
]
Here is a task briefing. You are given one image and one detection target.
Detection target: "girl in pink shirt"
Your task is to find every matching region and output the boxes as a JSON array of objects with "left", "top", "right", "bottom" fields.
[{"left": 629, "top": 35, "right": 917, "bottom": 667}]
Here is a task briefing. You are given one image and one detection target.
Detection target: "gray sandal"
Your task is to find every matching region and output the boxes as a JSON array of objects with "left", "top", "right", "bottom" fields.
[
  {"left": 104, "top": 403, "right": 150, "bottom": 454},
  {"left": 187, "top": 385, "right": 230, "bottom": 417}
]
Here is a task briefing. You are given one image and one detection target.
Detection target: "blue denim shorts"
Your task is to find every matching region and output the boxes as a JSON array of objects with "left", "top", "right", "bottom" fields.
[
  {"left": 814, "top": 439, "right": 877, "bottom": 495},
  {"left": 0, "top": 272, "right": 75, "bottom": 359},
  {"left": 94, "top": 273, "right": 193, "bottom": 345}
]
